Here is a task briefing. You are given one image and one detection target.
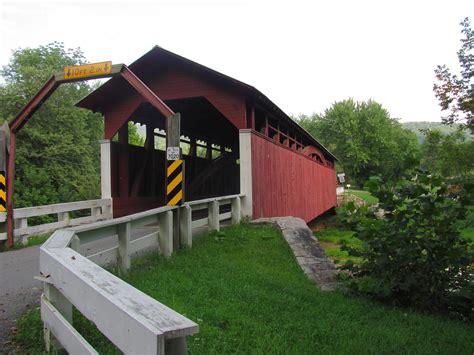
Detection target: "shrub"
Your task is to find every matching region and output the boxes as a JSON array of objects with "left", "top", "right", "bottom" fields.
[{"left": 343, "top": 172, "right": 473, "bottom": 320}]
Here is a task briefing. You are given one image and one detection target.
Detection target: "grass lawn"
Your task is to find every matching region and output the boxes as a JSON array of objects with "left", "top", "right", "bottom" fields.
[
  {"left": 461, "top": 227, "right": 474, "bottom": 244},
  {"left": 14, "top": 223, "right": 474, "bottom": 354},
  {"left": 0, "top": 234, "right": 50, "bottom": 252},
  {"left": 348, "top": 189, "right": 379, "bottom": 205}
]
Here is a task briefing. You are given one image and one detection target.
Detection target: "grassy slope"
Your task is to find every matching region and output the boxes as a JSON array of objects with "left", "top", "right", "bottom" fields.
[
  {"left": 14, "top": 224, "right": 474, "bottom": 354},
  {"left": 348, "top": 189, "right": 379, "bottom": 205}
]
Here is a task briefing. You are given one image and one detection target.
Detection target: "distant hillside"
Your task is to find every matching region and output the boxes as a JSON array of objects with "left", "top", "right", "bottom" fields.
[{"left": 402, "top": 121, "right": 472, "bottom": 143}]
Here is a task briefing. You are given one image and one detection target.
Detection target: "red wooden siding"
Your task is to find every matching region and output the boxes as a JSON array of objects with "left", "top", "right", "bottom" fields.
[
  {"left": 251, "top": 132, "right": 336, "bottom": 222},
  {"left": 147, "top": 64, "right": 246, "bottom": 129},
  {"left": 101, "top": 63, "right": 246, "bottom": 139}
]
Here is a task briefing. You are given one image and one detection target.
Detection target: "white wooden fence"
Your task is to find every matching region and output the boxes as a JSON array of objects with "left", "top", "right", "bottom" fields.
[
  {"left": 0, "top": 198, "right": 112, "bottom": 244},
  {"left": 39, "top": 194, "right": 243, "bottom": 354}
]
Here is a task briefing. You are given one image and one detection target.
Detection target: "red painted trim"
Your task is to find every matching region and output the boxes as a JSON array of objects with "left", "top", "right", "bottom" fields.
[
  {"left": 251, "top": 130, "right": 336, "bottom": 169},
  {"left": 120, "top": 66, "right": 174, "bottom": 118},
  {"left": 6, "top": 132, "right": 15, "bottom": 248},
  {"left": 10, "top": 76, "right": 59, "bottom": 133}
]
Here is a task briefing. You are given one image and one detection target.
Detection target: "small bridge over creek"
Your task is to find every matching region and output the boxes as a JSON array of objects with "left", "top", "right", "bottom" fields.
[{"left": 0, "top": 48, "right": 337, "bottom": 354}]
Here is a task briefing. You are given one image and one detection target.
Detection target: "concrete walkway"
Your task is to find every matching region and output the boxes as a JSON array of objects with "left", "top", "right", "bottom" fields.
[{"left": 253, "top": 217, "right": 338, "bottom": 290}]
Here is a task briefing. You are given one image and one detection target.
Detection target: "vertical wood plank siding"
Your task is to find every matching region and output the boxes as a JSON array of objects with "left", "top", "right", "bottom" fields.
[{"left": 251, "top": 132, "right": 336, "bottom": 222}]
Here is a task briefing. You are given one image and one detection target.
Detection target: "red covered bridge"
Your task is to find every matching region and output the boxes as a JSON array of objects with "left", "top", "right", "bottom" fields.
[{"left": 77, "top": 47, "right": 337, "bottom": 222}]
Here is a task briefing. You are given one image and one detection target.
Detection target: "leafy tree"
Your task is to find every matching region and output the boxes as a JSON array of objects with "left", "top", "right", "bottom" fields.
[
  {"left": 420, "top": 129, "right": 474, "bottom": 177},
  {"left": 434, "top": 17, "right": 473, "bottom": 133},
  {"left": 343, "top": 173, "right": 473, "bottom": 320},
  {"left": 298, "top": 99, "right": 420, "bottom": 186},
  {"left": 0, "top": 43, "right": 104, "bottom": 207}
]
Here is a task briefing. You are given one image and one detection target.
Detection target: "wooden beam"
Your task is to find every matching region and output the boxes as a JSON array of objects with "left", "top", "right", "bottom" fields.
[
  {"left": 120, "top": 66, "right": 174, "bottom": 119},
  {"left": 118, "top": 125, "right": 129, "bottom": 198}
]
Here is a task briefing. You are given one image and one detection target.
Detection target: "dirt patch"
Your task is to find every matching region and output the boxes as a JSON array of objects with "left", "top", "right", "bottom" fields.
[
  {"left": 319, "top": 241, "right": 339, "bottom": 249},
  {"left": 308, "top": 214, "right": 337, "bottom": 232}
]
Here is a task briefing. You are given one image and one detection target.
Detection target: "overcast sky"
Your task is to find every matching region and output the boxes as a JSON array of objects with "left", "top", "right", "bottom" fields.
[{"left": 1, "top": 0, "right": 473, "bottom": 122}]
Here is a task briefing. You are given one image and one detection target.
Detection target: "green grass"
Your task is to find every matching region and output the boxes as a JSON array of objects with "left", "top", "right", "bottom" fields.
[
  {"left": 18, "top": 234, "right": 50, "bottom": 248},
  {"left": 14, "top": 224, "right": 474, "bottom": 354},
  {"left": 348, "top": 189, "right": 379, "bottom": 205},
  {"left": 316, "top": 227, "right": 362, "bottom": 265},
  {"left": 1, "top": 234, "right": 50, "bottom": 252},
  {"left": 461, "top": 227, "right": 474, "bottom": 243}
]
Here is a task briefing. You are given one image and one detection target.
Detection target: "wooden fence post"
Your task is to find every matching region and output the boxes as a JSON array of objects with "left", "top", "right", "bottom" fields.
[
  {"left": 231, "top": 197, "right": 241, "bottom": 225},
  {"left": 208, "top": 200, "right": 219, "bottom": 231},
  {"left": 70, "top": 235, "right": 81, "bottom": 253},
  {"left": 158, "top": 211, "right": 173, "bottom": 257},
  {"left": 58, "top": 212, "right": 69, "bottom": 223},
  {"left": 117, "top": 222, "right": 131, "bottom": 274},
  {"left": 179, "top": 204, "right": 192, "bottom": 247}
]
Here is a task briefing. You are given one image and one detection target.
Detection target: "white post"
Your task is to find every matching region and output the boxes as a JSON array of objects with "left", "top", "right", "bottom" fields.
[
  {"left": 180, "top": 204, "right": 192, "bottom": 247},
  {"left": 15, "top": 217, "right": 28, "bottom": 229},
  {"left": 70, "top": 235, "right": 81, "bottom": 254},
  {"left": 117, "top": 222, "right": 131, "bottom": 274},
  {"left": 99, "top": 139, "right": 112, "bottom": 199},
  {"left": 58, "top": 212, "right": 69, "bottom": 223},
  {"left": 15, "top": 218, "right": 28, "bottom": 245},
  {"left": 239, "top": 129, "right": 253, "bottom": 219},
  {"left": 91, "top": 207, "right": 101, "bottom": 218},
  {"left": 231, "top": 197, "right": 241, "bottom": 225},
  {"left": 208, "top": 200, "right": 219, "bottom": 231},
  {"left": 158, "top": 211, "right": 173, "bottom": 257}
]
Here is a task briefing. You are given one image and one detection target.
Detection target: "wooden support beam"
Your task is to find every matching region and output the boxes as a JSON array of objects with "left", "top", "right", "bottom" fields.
[
  {"left": 205, "top": 141, "right": 212, "bottom": 160},
  {"left": 189, "top": 138, "right": 196, "bottom": 158},
  {"left": 264, "top": 115, "right": 269, "bottom": 137},
  {"left": 118, "top": 125, "right": 129, "bottom": 199}
]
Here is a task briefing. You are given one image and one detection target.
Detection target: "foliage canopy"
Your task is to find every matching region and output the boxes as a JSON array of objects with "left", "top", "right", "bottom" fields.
[
  {"left": 434, "top": 17, "right": 473, "bottom": 133},
  {"left": 297, "top": 99, "right": 420, "bottom": 186}
]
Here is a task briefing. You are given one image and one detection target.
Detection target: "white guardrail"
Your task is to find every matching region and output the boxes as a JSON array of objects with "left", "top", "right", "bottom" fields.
[
  {"left": 39, "top": 194, "right": 243, "bottom": 354},
  {"left": 0, "top": 198, "right": 113, "bottom": 243}
]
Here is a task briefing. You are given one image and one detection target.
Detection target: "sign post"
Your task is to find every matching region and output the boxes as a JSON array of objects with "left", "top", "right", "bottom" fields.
[
  {"left": 0, "top": 124, "right": 9, "bottom": 213},
  {"left": 165, "top": 113, "right": 184, "bottom": 251}
]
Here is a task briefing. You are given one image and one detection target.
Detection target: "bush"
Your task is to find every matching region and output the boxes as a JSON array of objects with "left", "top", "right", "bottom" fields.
[{"left": 343, "top": 172, "right": 473, "bottom": 320}]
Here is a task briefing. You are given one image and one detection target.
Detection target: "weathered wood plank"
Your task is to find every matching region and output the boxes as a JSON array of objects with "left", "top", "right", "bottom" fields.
[
  {"left": 40, "top": 248, "right": 198, "bottom": 354},
  {"left": 87, "top": 246, "right": 118, "bottom": 266},
  {"left": 14, "top": 199, "right": 112, "bottom": 219},
  {"left": 191, "top": 217, "right": 208, "bottom": 229},
  {"left": 41, "top": 230, "right": 75, "bottom": 249},
  {"left": 41, "top": 296, "right": 98, "bottom": 355},
  {"left": 15, "top": 213, "right": 110, "bottom": 237}
]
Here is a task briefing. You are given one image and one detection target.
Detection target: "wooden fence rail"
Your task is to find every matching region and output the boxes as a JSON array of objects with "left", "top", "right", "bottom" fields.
[
  {"left": 39, "top": 194, "right": 243, "bottom": 354},
  {"left": 0, "top": 198, "right": 113, "bottom": 244}
]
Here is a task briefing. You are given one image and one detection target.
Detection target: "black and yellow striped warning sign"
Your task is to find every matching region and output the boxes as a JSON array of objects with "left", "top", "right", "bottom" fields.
[
  {"left": 166, "top": 160, "right": 184, "bottom": 206},
  {"left": 0, "top": 171, "right": 6, "bottom": 212}
]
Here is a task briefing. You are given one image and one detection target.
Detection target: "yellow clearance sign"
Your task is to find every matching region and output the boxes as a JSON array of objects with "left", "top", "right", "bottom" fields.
[{"left": 63, "top": 61, "right": 112, "bottom": 80}]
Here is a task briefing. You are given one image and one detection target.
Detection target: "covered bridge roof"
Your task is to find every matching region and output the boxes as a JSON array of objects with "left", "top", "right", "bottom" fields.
[{"left": 77, "top": 46, "right": 336, "bottom": 161}]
